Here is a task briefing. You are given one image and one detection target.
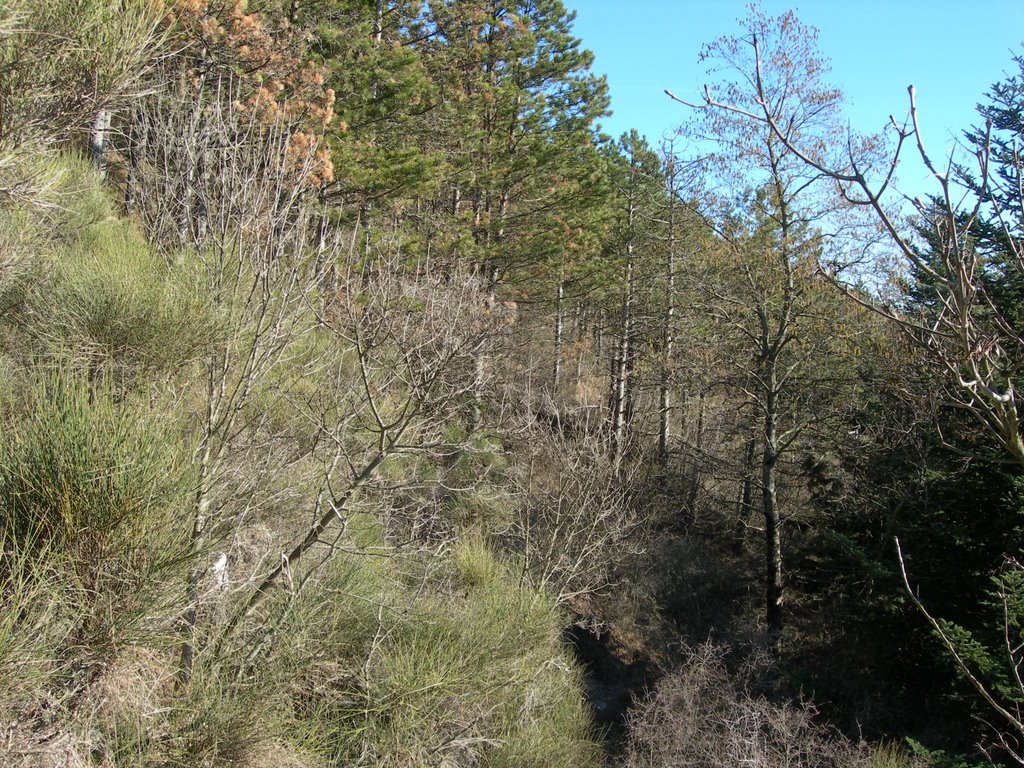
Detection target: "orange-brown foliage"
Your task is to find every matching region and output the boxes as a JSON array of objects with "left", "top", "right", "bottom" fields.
[{"left": 167, "top": 0, "right": 335, "bottom": 186}]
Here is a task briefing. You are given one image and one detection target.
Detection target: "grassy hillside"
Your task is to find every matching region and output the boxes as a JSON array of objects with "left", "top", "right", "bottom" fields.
[{"left": 0, "top": 157, "right": 601, "bottom": 767}]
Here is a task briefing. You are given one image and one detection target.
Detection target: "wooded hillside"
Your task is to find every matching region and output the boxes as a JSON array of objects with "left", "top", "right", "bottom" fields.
[{"left": 2, "top": 2, "right": 1023, "bottom": 766}]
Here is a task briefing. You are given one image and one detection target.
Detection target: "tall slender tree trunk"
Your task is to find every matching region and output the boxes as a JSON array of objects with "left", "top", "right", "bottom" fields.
[
  {"left": 609, "top": 232, "right": 634, "bottom": 474},
  {"left": 686, "top": 393, "right": 705, "bottom": 515},
  {"left": 658, "top": 154, "right": 677, "bottom": 489},
  {"left": 737, "top": 431, "right": 756, "bottom": 520},
  {"left": 609, "top": 155, "right": 638, "bottom": 474},
  {"left": 757, "top": 150, "right": 795, "bottom": 654},
  {"left": 762, "top": 358, "right": 783, "bottom": 652},
  {"left": 573, "top": 301, "right": 585, "bottom": 395},
  {"left": 124, "top": 106, "right": 141, "bottom": 212},
  {"left": 179, "top": 443, "right": 211, "bottom": 684},
  {"left": 553, "top": 276, "right": 565, "bottom": 391}
]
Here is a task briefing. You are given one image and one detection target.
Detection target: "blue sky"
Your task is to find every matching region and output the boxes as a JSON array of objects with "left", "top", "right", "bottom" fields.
[{"left": 570, "top": 1, "right": 1024, "bottom": 198}]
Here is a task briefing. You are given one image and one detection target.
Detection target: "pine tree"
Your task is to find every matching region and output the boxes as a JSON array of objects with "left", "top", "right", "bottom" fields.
[{"left": 420, "top": 0, "right": 609, "bottom": 292}]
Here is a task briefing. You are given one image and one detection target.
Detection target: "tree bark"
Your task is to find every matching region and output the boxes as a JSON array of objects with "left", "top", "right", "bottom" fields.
[
  {"left": 658, "top": 154, "right": 677, "bottom": 489},
  {"left": 89, "top": 108, "right": 111, "bottom": 177},
  {"left": 762, "top": 359, "right": 783, "bottom": 651},
  {"left": 553, "top": 276, "right": 565, "bottom": 391},
  {"left": 608, "top": 253, "right": 632, "bottom": 474},
  {"left": 609, "top": 163, "right": 637, "bottom": 475}
]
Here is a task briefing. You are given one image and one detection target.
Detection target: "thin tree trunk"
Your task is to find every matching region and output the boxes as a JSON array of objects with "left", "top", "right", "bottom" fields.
[
  {"left": 179, "top": 51, "right": 211, "bottom": 245},
  {"left": 763, "top": 359, "right": 783, "bottom": 651},
  {"left": 686, "top": 393, "right": 705, "bottom": 514},
  {"left": 738, "top": 432, "right": 756, "bottom": 519},
  {"left": 609, "top": 253, "right": 632, "bottom": 474},
  {"left": 179, "top": 448, "right": 211, "bottom": 684},
  {"left": 179, "top": 362, "right": 221, "bottom": 685},
  {"left": 573, "top": 301, "right": 585, "bottom": 394},
  {"left": 553, "top": 276, "right": 565, "bottom": 390},
  {"left": 658, "top": 155, "right": 677, "bottom": 489},
  {"left": 90, "top": 108, "right": 111, "bottom": 177},
  {"left": 609, "top": 166, "right": 637, "bottom": 474},
  {"left": 124, "top": 106, "right": 140, "bottom": 212},
  {"left": 731, "top": 429, "right": 756, "bottom": 552},
  {"left": 760, "top": 147, "right": 795, "bottom": 653}
]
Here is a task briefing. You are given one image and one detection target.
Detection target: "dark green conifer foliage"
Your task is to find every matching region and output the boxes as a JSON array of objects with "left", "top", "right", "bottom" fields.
[
  {"left": 307, "top": 0, "right": 444, "bottom": 206},
  {"left": 420, "top": 0, "right": 610, "bottom": 290}
]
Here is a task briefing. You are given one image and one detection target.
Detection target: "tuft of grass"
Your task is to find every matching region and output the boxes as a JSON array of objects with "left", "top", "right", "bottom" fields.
[
  {"left": 870, "top": 741, "right": 923, "bottom": 768},
  {"left": 0, "top": 154, "right": 221, "bottom": 385},
  {"left": 29, "top": 222, "right": 218, "bottom": 381},
  {"left": 0, "top": 368, "right": 192, "bottom": 706},
  {"left": 0, "top": 369, "right": 186, "bottom": 554},
  {"left": 454, "top": 533, "right": 504, "bottom": 588},
  {"left": 0, "top": 527, "right": 82, "bottom": 714},
  {"left": 279, "top": 537, "right": 600, "bottom": 767},
  {"left": 87, "top": 662, "right": 277, "bottom": 768}
]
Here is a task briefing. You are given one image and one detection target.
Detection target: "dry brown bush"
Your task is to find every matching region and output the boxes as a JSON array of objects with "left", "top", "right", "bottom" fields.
[
  {"left": 503, "top": 426, "right": 647, "bottom": 606},
  {"left": 624, "top": 643, "right": 869, "bottom": 768}
]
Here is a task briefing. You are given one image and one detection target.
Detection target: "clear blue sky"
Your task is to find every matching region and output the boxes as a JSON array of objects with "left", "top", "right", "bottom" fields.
[{"left": 570, "top": 1, "right": 1024, "bottom": 197}]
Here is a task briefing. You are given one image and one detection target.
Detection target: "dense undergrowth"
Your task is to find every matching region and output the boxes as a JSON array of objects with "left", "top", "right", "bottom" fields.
[
  {"left": 3, "top": 0, "right": 1024, "bottom": 765},
  {"left": 0, "top": 158, "right": 599, "bottom": 767}
]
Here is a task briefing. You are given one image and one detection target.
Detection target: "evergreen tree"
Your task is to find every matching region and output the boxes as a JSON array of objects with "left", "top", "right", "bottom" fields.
[
  {"left": 600, "top": 131, "right": 665, "bottom": 473},
  {"left": 420, "top": 0, "right": 610, "bottom": 292},
  {"left": 304, "top": 0, "right": 443, "bottom": 210}
]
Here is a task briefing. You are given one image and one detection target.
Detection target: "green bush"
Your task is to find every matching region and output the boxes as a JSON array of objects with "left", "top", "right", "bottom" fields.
[
  {"left": 0, "top": 0, "right": 162, "bottom": 204},
  {"left": 278, "top": 538, "right": 600, "bottom": 767},
  {"left": 0, "top": 369, "right": 191, "bottom": 670},
  {"left": 0, "top": 368, "right": 192, "bottom": 761},
  {"left": 0, "top": 371, "right": 184, "bottom": 550},
  {"left": 29, "top": 223, "right": 218, "bottom": 381},
  {"left": 0, "top": 155, "right": 219, "bottom": 384}
]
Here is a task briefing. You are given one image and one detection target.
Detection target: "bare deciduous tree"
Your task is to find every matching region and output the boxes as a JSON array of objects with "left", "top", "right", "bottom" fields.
[
  {"left": 670, "top": 27, "right": 1024, "bottom": 468},
  {"left": 217, "top": 255, "right": 514, "bottom": 650},
  {"left": 669, "top": 11, "right": 1024, "bottom": 759},
  {"left": 668, "top": 8, "right": 860, "bottom": 650},
  {"left": 126, "top": 73, "right": 329, "bottom": 682},
  {"left": 509, "top": 428, "right": 644, "bottom": 606}
]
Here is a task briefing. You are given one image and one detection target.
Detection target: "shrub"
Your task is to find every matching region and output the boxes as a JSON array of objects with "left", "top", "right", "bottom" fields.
[
  {"left": 278, "top": 538, "right": 601, "bottom": 767},
  {"left": 0, "top": 370, "right": 190, "bottom": 675},
  {"left": 0, "top": 367, "right": 193, "bottom": 765},
  {"left": 0, "top": 371, "right": 185, "bottom": 553},
  {"left": 27, "top": 217, "right": 218, "bottom": 382},
  {"left": 624, "top": 643, "right": 869, "bottom": 768}
]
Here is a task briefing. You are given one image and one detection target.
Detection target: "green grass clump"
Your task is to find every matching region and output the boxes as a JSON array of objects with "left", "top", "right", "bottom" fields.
[
  {"left": 0, "top": 369, "right": 191, "bottom": 711},
  {"left": 0, "top": 370, "right": 186, "bottom": 555},
  {"left": 0, "top": 531, "right": 82, "bottom": 714},
  {"left": 29, "top": 222, "right": 218, "bottom": 381},
  {"left": 870, "top": 742, "right": 924, "bottom": 768},
  {"left": 284, "top": 537, "right": 600, "bottom": 768},
  {"left": 0, "top": 154, "right": 220, "bottom": 384}
]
